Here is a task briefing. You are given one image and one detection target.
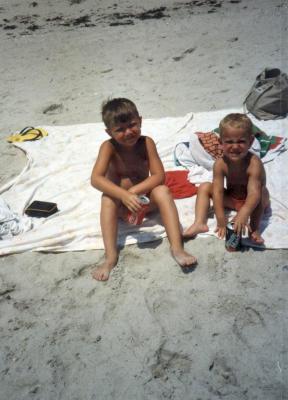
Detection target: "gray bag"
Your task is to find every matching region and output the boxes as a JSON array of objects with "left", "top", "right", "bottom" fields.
[{"left": 244, "top": 68, "right": 288, "bottom": 120}]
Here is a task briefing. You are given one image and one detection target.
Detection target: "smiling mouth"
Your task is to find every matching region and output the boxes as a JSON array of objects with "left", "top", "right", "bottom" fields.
[
  {"left": 124, "top": 137, "right": 138, "bottom": 145},
  {"left": 229, "top": 153, "right": 243, "bottom": 158}
]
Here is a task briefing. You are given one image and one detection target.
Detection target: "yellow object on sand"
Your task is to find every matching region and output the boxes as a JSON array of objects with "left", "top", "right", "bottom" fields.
[{"left": 6, "top": 126, "right": 48, "bottom": 143}]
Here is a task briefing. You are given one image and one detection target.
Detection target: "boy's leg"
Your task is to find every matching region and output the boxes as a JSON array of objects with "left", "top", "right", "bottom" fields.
[
  {"left": 183, "top": 182, "right": 212, "bottom": 238},
  {"left": 249, "top": 187, "right": 270, "bottom": 244},
  {"left": 92, "top": 194, "right": 119, "bottom": 281},
  {"left": 150, "top": 185, "right": 197, "bottom": 267}
]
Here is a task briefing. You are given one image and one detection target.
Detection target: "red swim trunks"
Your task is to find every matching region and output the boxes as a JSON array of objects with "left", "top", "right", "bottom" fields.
[{"left": 165, "top": 170, "right": 197, "bottom": 199}]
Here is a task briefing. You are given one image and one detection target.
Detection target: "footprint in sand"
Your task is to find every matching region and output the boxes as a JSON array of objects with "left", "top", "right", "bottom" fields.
[
  {"left": 150, "top": 343, "right": 191, "bottom": 381},
  {"left": 232, "top": 306, "right": 266, "bottom": 347},
  {"left": 0, "top": 274, "right": 16, "bottom": 297},
  {"left": 208, "top": 356, "right": 239, "bottom": 396}
]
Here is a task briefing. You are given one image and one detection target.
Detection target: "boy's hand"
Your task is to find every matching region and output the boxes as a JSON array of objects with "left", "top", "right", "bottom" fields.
[
  {"left": 232, "top": 211, "right": 251, "bottom": 236},
  {"left": 121, "top": 192, "right": 142, "bottom": 213},
  {"left": 215, "top": 225, "right": 226, "bottom": 239},
  {"left": 214, "top": 216, "right": 227, "bottom": 239}
]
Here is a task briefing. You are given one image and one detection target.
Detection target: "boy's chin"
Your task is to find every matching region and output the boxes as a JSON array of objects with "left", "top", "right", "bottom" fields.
[
  {"left": 123, "top": 137, "right": 140, "bottom": 146},
  {"left": 227, "top": 152, "right": 247, "bottom": 159}
]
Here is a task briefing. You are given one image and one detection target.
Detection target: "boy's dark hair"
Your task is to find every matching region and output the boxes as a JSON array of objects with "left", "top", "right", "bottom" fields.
[
  {"left": 101, "top": 98, "right": 140, "bottom": 130},
  {"left": 219, "top": 113, "right": 253, "bottom": 137}
]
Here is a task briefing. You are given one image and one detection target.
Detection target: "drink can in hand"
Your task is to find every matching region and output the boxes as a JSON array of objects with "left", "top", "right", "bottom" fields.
[
  {"left": 126, "top": 195, "right": 150, "bottom": 225},
  {"left": 225, "top": 222, "right": 241, "bottom": 251}
]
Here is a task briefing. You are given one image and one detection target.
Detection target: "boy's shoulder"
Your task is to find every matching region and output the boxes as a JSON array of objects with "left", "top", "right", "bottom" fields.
[
  {"left": 99, "top": 139, "right": 117, "bottom": 156},
  {"left": 249, "top": 152, "right": 262, "bottom": 162},
  {"left": 247, "top": 152, "right": 263, "bottom": 167},
  {"left": 247, "top": 152, "right": 264, "bottom": 173},
  {"left": 214, "top": 156, "right": 226, "bottom": 169},
  {"left": 101, "top": 138, "right": 115, "bottom": 149}
]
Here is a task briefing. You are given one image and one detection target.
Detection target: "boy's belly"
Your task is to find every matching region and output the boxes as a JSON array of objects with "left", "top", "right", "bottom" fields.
[
  {"left": 107, "top": 167, "right": 148, "bottom": 187},
  {"left": 225, "top": 187, "right": 247, "bottom": 211},
  {"left": 226, "top": 185, "right": 247, "bottom": 200},
  {"left": 119, "top": 176, "right": 146, "bottom": 189}
]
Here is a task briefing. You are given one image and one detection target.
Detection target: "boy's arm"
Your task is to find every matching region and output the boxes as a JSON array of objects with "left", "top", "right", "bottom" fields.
[
  {"left": 233, "top": 157, "right": 263, "bottom": 235},
  {"left": 91, "top": 141, "right": 142, "bottom": 212},
  {"left": 128, "top": 136, "right": 165, "bottom": 195},
  {"left": 213, "top": 160, "right": 227, "bottom": 239}
]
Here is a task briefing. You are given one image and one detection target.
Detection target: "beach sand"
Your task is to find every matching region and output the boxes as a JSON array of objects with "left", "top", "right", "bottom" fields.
[{"left": 0, "top": 0, "right": 288, "bottom": 398}]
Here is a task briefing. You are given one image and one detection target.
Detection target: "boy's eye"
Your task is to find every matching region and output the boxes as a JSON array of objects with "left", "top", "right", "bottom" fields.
[
  {"left": 224, "top": 139, "right": 247, "bottom": 144},
  {"left": 114, "top": 128, "right": 124, "bottom": 134}
]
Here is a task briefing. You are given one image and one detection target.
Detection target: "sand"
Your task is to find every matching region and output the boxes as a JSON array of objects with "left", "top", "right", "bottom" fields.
[{"left": 0, "top": 0, "right": 288, "bottom": 399}]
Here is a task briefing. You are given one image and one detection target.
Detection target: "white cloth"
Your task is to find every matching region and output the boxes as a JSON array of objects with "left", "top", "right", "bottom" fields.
[
  {"left": 175, "top": 119, "right": 287, "bottom": 185},
  {"left": 0, "top": 109, "right": 288, "bottom": 254},
  {"left": 0, "top": 196, "right": 32, "bottom": 239}
]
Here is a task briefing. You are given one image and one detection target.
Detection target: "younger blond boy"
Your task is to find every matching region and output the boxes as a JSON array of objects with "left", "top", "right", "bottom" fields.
[
  {"left": 183, "top": 113, "right": 269, "bottom": 243},
  {"left": 91, "top": 98, "right": 197, "bottom": 281}
]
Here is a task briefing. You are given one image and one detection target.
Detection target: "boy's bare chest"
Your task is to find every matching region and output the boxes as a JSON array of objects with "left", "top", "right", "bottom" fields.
[
  {"left": 226, "top": 167, "right": 248, "bottom": 185},
  {"left": 224, "top": 162, "right": 250, "bottom": 198},
  {"left": 111, "top": 147, "right": 149, "bottom": 179}
]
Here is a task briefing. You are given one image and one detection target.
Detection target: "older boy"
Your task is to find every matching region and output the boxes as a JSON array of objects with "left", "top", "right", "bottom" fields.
[
  {"left": 91, "top": 98, "right": 197, "bottom": 281},
  {"left": 183, "top": 113, "right": 269, "bottom": 244}
]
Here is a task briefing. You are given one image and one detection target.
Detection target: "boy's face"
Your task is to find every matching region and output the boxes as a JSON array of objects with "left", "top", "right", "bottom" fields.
[
  {"left": 106, "top": 116, "right": 142, "bottom": 147},
  {"left": 221, "top": 126, "right": 254, "bottom": 161}
]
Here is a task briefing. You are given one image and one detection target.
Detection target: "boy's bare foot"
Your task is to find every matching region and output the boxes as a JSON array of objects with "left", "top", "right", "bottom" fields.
[
  {"left": 250, "top": 230, "right": 265, "bottom": 245},
  {"left": 182, "top": 223, "right": 209, "bottom": 239},
  {"left": 91, "top": 259, "right": 117, "bottom": 281},
  {"left": 171, "top": 248, "right": 197, "bottom": 268}
]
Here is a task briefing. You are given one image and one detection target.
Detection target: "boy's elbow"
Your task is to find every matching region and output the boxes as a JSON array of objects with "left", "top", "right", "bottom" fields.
[
  {"left": 254, "top": 192, "right": 261, "bottom": 205},
  {"left": 158, "top": 172, "right": 165, "bottom": 185},
  {"left": 90, "top": 175, "right": 99, "bottom": 189}
]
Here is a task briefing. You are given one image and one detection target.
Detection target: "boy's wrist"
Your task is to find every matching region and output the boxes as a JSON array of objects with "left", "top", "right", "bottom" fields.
[
  {"left": 216, "top": 211, "right": 226, "bottom": 225},
  {"left": 237, "top": 207, "right": 250, "bottom": 220},
  {"left": 128, "top": 187, "right": 137, "bottom": 194},
  {"left": 216, "top": 218, "right": 226, "bottom": 227}
]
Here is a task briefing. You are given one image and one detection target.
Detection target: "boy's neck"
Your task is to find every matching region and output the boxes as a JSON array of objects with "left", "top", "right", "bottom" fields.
[
  {"left": 223, "top": 152, "right": 251, "bottom": 166},
  {"left": 111, "top": 136, "right": 141, "bottom": 152}
]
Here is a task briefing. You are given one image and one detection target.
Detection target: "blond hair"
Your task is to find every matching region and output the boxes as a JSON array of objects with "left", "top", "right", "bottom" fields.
[{"left": 219, "top": 113, "right": 253, "bottom": 137}]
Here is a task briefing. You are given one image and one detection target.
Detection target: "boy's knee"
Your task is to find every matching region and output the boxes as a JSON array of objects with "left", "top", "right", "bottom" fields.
[
  {"left": 151, "top": 184, "right": 171, "bottom": 199},
  {"left": 199, "top": 182, "right": 212, "bottom": 194},
  {"left": 101, "top": 193, "right": 119, "bottom": 208}
]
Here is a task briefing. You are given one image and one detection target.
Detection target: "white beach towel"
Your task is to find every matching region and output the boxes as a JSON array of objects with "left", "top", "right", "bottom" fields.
[{"left": 0, "top": 109, "right": 287, "bottom": 255}]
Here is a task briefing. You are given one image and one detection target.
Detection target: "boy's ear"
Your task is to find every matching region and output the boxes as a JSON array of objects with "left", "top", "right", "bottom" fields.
[
  {"left": 249, "top": 135, "right": 254, "bottom": 147},
  {"left": 139, "top": 116, "right": 142, "bottom": 126}
]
